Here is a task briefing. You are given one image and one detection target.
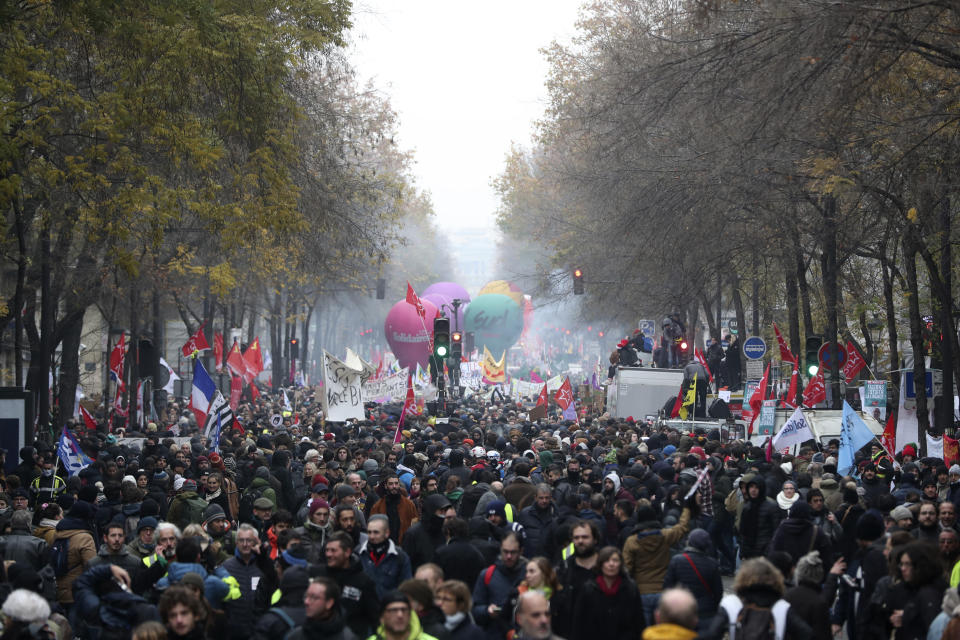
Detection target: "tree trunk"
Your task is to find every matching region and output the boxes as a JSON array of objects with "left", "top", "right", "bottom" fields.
[
  {"left": 37, "top": 216, "right": 53, "bottom": 437},
  {"left": 699, "top": 291, "right": 719, "bottom": 341},
  {"left": 821, "top": 197, "right": 841, "bottom": 409},
  {"left": 56, "top": 309, "right": 85, "bottom": 429},
  {"left": 880, "top": 250, "right": 900, "bottom": 389},
  {"left": 785, "top": 261, "right": 800, "bottom": 360},
  {"left": 938, "top": 198, "right": 956, "bottom": 432},
  {"left": 12, "top": 200, "right": 27, "bottom": 388},
  {"left": 732, "top": 273, "right": 747, "bottom": 385},
  {"left": 904, "top": 236, "right": 930, "bottom": 449},
  {"left": 794, "top": 237, "right": 813, "bottom": 335}
]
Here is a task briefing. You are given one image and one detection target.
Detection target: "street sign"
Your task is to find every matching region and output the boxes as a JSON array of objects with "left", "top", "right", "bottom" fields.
[
  {"left": 742, "top": 335, "right": 767, "bottom": 360},
  {"left": 638, "top": 320, "right": 655, "bottom": 337},
  {"left": 727, "top": 318, "right": 738, "bottom": 331},
  {"left": 817, "top": 342, "right": 847, "bottom": 369},
  {"left": 746, "top": 359, "right": 765, "bottom": 380}
]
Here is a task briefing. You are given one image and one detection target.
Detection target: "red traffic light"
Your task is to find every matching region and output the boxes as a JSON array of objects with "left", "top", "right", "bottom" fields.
[
  {"left": 573, "top": 268, "right": 582, "bottom": 278},
  {"left": 680, "top": 341, "right": 688, "bottom": 350},
  {"left": 598, "top": 331, "right": 604, "bottom": 337},
  {"left": 452, "top": 331, "right": 462, "bottom": 343}
]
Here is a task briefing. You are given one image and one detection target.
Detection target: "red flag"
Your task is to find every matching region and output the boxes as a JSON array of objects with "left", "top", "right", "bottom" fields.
[
  {"left": 773, "top": 323, "right": 797, "bottom": 365},
  {"left": 945, "top": 435, "right": 959, "bottom": 465},
  {"left": 694, "top": 348, "right": 714, "bottom": 383},
  {"left": 530, "top": 371, "right": 544, "bottom": 384},
  {"left": 242, "top": 337, "right": 263, "bottom": 384},
  {"left": 554, "top": 377, "right": 574, "bottom": 412},
  {"left": 229, "top": 374, "right": 243, "bottom": 412},
  {"left": 536, "top": 383, "right": 548, "bottom": 408},
  {"left": 747, "top": 363, "right": 770, "bottom": 437},
  {"left": 406, "top": 282, "right": 425, "bottom": 318},
  {"left": 214, "top": 332, "right": 224, "bottom": 370},
  {"left": 180, "top": 324, "right": 211, "bottom": 358},
  {"left": 233, "top": 417, "right": 245, "bottom": 436},
  {"left": 226, "top": 340, "right": 246, "bottom": 378},
  {"left": 842, "top": 340, "right": 866, "bottom": 383},
  {"left": 783, "top": 367, "right": 800, "bottom": 409},
  {"left": 802, "top": 369, "right": 826, "bottom": 407},
  {"left": 881, "top": 413, "right": 896, "bottom": 455},
  {"left": 250, "top": 383, "right": 260, "bottom": 402},
  {"left": 395, "top": 374, "right": 415, "bottom": 444},
  {"left": 79, "top": 405, "right": 98, "bottom": 431},
  {"left": 112, "top": 385, "right": 127, "bottom": 419},
  {"left": 670, "top": 390, "right": 683, "bottom": 418},
  {"left": 109, "top": 333, "right": 126, "bottom": 384}
]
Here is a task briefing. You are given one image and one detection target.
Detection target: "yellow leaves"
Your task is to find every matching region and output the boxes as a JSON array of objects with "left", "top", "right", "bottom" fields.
[{"left": 907, "top": 207, "right": 919, "bottom": 223}]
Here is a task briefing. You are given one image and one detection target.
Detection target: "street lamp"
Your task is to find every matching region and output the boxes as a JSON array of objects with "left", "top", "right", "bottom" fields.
[{"left": 867, "top": 317, "right": 884, "bottom": 371}]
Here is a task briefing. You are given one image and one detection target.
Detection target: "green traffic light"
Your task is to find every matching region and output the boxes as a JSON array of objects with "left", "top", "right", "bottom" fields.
[
  {"left": 807, "top": 364, "right": 818, "bottom": 376},
  {"left": 436, "top": 345, "right": 448, "bottom": 357}
]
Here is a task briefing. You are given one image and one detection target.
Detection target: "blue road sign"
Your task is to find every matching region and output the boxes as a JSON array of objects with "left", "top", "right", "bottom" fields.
[{"left": 742, "top": 335, "right": 767, "bottom": 360}]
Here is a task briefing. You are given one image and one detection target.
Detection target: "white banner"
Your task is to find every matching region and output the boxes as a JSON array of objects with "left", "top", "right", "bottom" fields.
[
  {"left": 460, "top": 362, "right": 483, "bottom": 389},
  {"left": 771, "top": 407, "right": 814, "bottom": 450},
  {"left": 546, "top": 376, "right": 563, "bottom": 392},
  {"left": 322, "top": 350, "right": 365, "bottom": 422},
  {"left": 362, "top": 368, "right": 410, "bottom": 403}
]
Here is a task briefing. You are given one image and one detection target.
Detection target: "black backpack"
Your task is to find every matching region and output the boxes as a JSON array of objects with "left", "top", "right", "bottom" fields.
[
  {"left": 239, "top": 486, "right": 265, "bottom": 523},
  {"left": 49, "top": 537, "right": 71, "bottom": 577},
  {"left": 735, "top": 603, "right": 776, "bottom": 640}
]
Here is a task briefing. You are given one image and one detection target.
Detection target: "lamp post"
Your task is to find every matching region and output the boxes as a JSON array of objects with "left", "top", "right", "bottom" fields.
[
  {"left": 104, "top": 326, "right": 126, "bottom": 429},
  {"left": 867, "top": 317, "right": 884, "bottom": 373}
]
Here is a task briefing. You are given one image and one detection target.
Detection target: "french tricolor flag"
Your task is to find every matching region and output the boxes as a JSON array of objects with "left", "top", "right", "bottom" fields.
[{"left": 190, "top": 359, "right": 218, "bottom": 425}]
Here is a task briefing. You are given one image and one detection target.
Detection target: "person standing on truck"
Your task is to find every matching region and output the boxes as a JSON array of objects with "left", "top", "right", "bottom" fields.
[
  {"left": 682, "top": 361, "right": 709, "bottom": 418},
  {"left": 723, "top": 334, "right": 741, "bottom": 391}
]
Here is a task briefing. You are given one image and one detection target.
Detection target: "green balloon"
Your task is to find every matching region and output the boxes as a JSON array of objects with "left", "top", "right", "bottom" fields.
[{"left": 464, "top": 294, "right": 524, "bottom": 357}]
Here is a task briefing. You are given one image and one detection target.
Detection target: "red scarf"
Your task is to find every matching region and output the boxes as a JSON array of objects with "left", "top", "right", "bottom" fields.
[{"left": 596, "top": 574, "right": 621, "bottom": 597}]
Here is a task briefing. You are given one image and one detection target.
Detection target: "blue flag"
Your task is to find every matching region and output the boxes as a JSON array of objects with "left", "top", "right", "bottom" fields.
[
  {"left": 57, "top": 427, "right": 92, "bottom": 476},
  {"left": 838, "top": 400, "right": 876, "bottom": 476}
]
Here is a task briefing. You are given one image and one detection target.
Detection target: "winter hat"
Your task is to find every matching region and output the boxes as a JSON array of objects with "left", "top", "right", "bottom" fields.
[
  {"left": 687, "top": 528, "right": 712, "bottom": 553},
  {"left": 788, "top": 501, "right": 813, "bottom": 520},
  {"left": 309, "top": 499, "right": 330, "bottom": 517},
  {"left": 335, "top": 485, "right": 356, "bottom": 502},
  {"left": 539, "top": 450, "right": 554, "bottom": 468},
  {"left": 856, "top": 510, "right": 885, "bottom": 541},
  {"left": 634, "top": 505, "right": 658, "bottom": 524},
  {"left": 78, "top": 485, "right": 99, "bottom": 504},
  {"left": 662, "top": 445, "right": 677, "bottom": 456},
  {"left": 202, "top": 504, "right": 226, "bottom": 527},
  {"left": 689, "top": 446, "right": 706, "bottom": 460},
  {"left": 890, "top": 505, "right": 913, "bottom": 522},
  {"left": 137, "top": 516, "right": 158, "bottom": 533},
  {"left": 379, "top": 591, "right": 411, "bottom": 615},
  {"left": 173, "top": 478, "right": 185, "bottom": 492},
  {"left": 486, "top": 501, "right": 508, "bottom": 522},
  {"left": 950, "top": 464, "right": 960, "bottom": 476},
  {"left": 180, "top": 572, "right": 205, "bottom": 591},
  {"left": 902, "top": 444, "right": 917, "bottom": 458},
  {"left": 67, "top": 500, "right": 96, "bottom": 521},
  {"left": 255, "top": 466, "right": 271, "bottom": 480},
  {"left": 363, "top": 459, "right": 379, "bottom": 474},
  {"left": 780, "top": 462, "right": 793, "bottom": 475},
  {"left": 824, "top": 456, "right": 837, "bottom": 468},
  {"left": 140, "top": 498, "right": 160, "bottom": 518},
  {"left": 819, "top": 475, "right": 839, "bottom": 490},
  {"left": 1, "top": 589, "right": 50, "bottom": 624},
  {"left": 794, "top": 550, "right": 825, "bottom": 585},
  {"left": 604, "top": 472, "right": 621, "bottom": 494}
]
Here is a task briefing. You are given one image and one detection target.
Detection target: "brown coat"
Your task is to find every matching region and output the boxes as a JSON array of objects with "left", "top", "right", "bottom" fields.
[
  {"left": 369, "top": 495, "right": 419, "bottom": 543},
  {"left": 623, "top": 507, "right": 691, "bottom": 594},
  {"left": 53, "top": 527, "right": 96, "bottom": 605}
]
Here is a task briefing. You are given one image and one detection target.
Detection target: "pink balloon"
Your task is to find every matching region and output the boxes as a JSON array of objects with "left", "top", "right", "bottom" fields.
[
  {"left": 423, "top": 293, "right": 451, "bottom": 313},
  {"left": 384, "top": 298, "right": 438, "bottom": 371}
]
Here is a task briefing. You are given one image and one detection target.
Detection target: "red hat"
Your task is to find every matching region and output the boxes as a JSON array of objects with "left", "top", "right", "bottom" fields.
[
  {"left": 903, "top": 444, "right": 917, "bottom": 458},
  {"left": 309, "top": 499, "right": 330, "bottom": 516},
  {"left": 689, "top": 446, "right": 706, "bottom": 460},
  {"left": 463, "top": 438, "right": 474, "bottom": 447},
  {"left": 311, "top": 473, "right": 328, "bottom": 486},
  {"left": 324, "top": 433, "right": 335, "bottom": 441},
  {"left": 626, "top": 416, "right": 635, "bottom": 424},
  {"left": 634, "top": 329, "right": 641, "bottom": 334},
  {"left": 617, "top": 339, "right": 628, "bottom": 348}
]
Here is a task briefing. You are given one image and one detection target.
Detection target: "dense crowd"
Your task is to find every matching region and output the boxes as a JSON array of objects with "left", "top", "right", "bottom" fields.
[{"left": 0, "top": 389, "right": 957, "bottom": 640}]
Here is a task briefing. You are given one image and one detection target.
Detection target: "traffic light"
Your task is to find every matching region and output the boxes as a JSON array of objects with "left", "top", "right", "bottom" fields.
[
  {"left": 805, "top": 334, "right": 822, "bottom": 376},
  {"left": 451, "top": 331, "right": 462, "bottom": 360},
  {"left": 376, "top": 278, "right": 385, "bottom": 300},
  {"left": 464, "top": 332, "right": 475, "bottom": 354},
  {"left": 573, "top": 268, "right": 584, "bottom": 295},
  {"left": 433, "top": 316, "right": 450, "bottom": 359},
  {"left": 290, "top": 338, "right": 299, "bottom": 359}
]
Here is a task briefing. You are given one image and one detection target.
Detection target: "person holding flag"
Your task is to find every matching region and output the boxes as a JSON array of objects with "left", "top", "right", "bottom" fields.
[{"left": 682, "top": 359, "right": 709, "bottom": 418}]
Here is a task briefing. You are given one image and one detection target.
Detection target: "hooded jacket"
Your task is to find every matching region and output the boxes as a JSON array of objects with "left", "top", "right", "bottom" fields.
[
  {"left": 357, "top": 538, "right": 413, "bottom": 598},
  {"left": 738, "top": 477, "right": 781, "bottom": 559},
  {"left": 767, "top": 502, "right": 834, "bottom": 565},
  {"left": 623, "top": 507, "right": 691, "bottom": 594},
  {"left": 53, "top": 514, "right": 97, "bottom": 604},
  {"left": 402, "top": 494, "right": 450, "bottom": 568},
  {"left": 366, "top": 610, "right": 437, "bottom": 640}
]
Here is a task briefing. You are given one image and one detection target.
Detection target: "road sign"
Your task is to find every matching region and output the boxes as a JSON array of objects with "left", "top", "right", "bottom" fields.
[
  {"left": 746, "top": 359, "right": 765, "bottom": 380},
  {"left": 742, "top": 336, "right": 767, "bottom": 360},
  {"left": 638, "top": 320, "right": 655, "bottom": 337},
  {"left": 817, "top": 342, "right": 847, "bottom": 369}
]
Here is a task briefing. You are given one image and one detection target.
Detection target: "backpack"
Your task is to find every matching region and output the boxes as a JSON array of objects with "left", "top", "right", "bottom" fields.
[
  {"left": 49, "top": 537, "right": 71, "bottom": 577},
  {"left": 735, "top": 604, "right": 777, "bottom": 640},
  {"left": 239, "top": 486, "right": 266, "bottom": 524},
  {"left": 269, "top": 607, "right": 297, "bottom": 631},
  {"left": 184, "top": 496, "right": 209, "bottom": 526}
]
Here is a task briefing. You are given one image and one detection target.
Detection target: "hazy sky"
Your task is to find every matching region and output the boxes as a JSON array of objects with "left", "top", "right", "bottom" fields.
[{"left": 349, "top": 1, "right": 584, "bottom": 232}]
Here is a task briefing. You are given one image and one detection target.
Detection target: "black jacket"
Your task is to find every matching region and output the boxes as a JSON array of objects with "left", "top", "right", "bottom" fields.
[
  {"left": 517, "top": 503, "right": 558, "bottom": 557},
  {"left": 572, "top": 575, "right": 646, "bottom": 640},
  {"left": 434, "top": 539, "right": 487, "bottom": 588},
  {"left": 768, "top": 516, "right": 833, "bottom": 566},
  {"left": 309, "top": 555, "right": 379, "bottom": 639},
  {"left": 663, "top": 548, "right": 722, "bottom": 622},
  {"left": 738, "top": 479, "right": 781, "bottom": 558},
  {"left": 403, "top": 494, "right": 450, "bottom": 568},
  {"left": 285, "top": 611, "right": 358, "bottom": 640}
]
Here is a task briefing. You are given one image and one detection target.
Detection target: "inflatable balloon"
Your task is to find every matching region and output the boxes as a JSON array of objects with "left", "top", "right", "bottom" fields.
[
  {"left": 464, "top": 293, "right": 524, "bottom": 357},
  {"left": 422, "top": 292, "right": 451, "bottom": 314},
  {"left": 423, "top": 282, "right": 470, "bottom": 329},
  {"left": 384, "top": 298, "right": 439, "bottom": 370},
  {"left": 478, "top": 280, "right": 524, "bottom": 308}
]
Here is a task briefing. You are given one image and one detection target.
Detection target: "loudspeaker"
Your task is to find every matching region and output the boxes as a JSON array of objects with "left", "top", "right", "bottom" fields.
[
  {"left": 138, "top": 339, "right": 157, "bottom": 378},
  {"left": 708, "top": 398, "right": 730, "bottom": 419}
]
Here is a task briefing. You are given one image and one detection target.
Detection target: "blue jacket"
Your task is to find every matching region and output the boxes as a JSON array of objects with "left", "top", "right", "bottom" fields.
[
  {"left": 471, "top": 558, "right": 524, "bottom": 640},
  {"left": 357, "top": 539, "right": 412, "bottom": 598}
]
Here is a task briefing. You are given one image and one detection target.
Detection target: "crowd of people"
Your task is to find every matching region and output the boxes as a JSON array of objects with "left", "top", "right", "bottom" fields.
[{"left": 0, "top": 388, "right": 958, "bottom": 640}]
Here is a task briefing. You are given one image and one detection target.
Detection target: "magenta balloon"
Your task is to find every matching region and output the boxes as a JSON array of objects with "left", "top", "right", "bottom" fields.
[
  {"left": 423, "top": 282, "right": 470, "bottom": 331},
  {"left": 423, "top": 282, "right": 471, "bottom": 304},
  {"left": 384, "top": 298, "right": 439, "bottom": 370},
  {"left": 422, "top": 293, "right": 451, "bottom": 312}
]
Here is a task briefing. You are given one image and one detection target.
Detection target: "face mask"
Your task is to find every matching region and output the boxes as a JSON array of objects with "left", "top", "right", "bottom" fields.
[{"left": 42, "top": 469, "right": 54, "bottom": 477}]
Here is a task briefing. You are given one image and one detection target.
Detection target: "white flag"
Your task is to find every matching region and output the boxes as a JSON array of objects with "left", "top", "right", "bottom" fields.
[
  {"left": 160, "top": 358, "right": 180, "bottom": 394},
  {"left": 771, "top": 407, "right": 814, "bottom": 450}
]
